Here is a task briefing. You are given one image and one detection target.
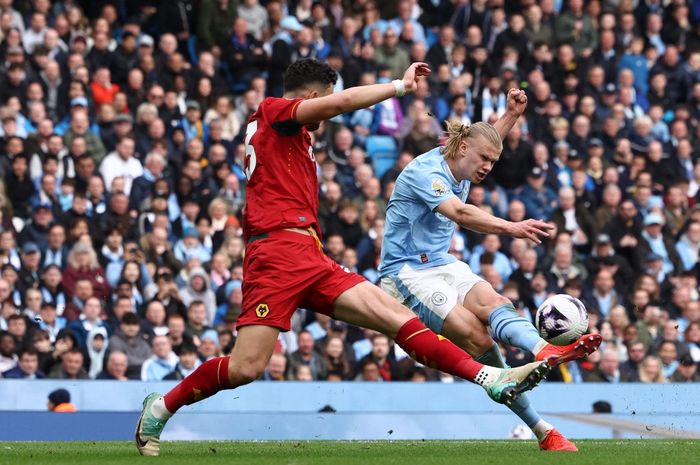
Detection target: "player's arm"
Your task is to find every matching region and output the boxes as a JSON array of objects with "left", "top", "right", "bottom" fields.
[
  {"left": 435, "top": 197, "right": 553, "bottom": 244},
  {"left": 294, "top": 62, "right": 431, "bottom": 125},
  {"left": 492, "top": 88, "right": 527, "bottom": 141}
]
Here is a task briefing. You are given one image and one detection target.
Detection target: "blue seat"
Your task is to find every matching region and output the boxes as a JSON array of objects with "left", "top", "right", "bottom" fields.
[{"left": 366, "top": 135, "right": 398, "bottom": 179}]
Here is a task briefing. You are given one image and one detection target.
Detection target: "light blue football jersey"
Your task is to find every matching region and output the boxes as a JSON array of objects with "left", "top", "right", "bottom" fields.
[{"left": 380, "top": 147, "right": 470, "bottom": 277}]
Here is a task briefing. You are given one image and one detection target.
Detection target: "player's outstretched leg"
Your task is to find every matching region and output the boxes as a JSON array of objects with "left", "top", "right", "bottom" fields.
[
  {"left": 334, "top": 282, "right": 550, "bottom": 404},
  {"left": 464, "top": 283, "right": 601, "bottom": 365},
  {"left": 135, "top": 325, "right": 279, "bottom": 456},
  {"left": 475, "top": 343, "right": 576, "bottom": 451},
  {"left": 535, "top": 333, "right": 603, "bottom": 367}
]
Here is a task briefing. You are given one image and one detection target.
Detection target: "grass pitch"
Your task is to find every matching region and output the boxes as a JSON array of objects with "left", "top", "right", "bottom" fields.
[{"left": 2, "top": 440, "right": 700, "bottom": 465}]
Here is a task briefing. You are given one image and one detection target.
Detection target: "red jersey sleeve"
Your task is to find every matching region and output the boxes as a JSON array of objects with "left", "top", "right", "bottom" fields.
[{"left": 263, "top": 97, "right": 304, "bottom": 135}]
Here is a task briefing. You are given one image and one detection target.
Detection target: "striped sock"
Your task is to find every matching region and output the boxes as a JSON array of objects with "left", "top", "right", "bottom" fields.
[
  {"left": 475, "top": 343, "right": 545, "bottom": 433},
  {"left": 488, "top": 303, "right": 545, "bottom": 354}
]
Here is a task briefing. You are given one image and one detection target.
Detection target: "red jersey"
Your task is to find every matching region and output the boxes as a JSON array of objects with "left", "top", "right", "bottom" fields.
[{"left": 242, "top": 97, "right": 320, "bottom": 240}]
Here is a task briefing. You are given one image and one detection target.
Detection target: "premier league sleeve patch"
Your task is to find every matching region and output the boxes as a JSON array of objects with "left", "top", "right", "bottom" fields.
[{"left": 431, "top": 178, "right": 448, "bottom": 196}]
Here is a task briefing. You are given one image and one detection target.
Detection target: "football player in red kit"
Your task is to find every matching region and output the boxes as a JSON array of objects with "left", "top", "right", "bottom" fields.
[{"left": 135, "top": 59, "right": 551, "bottom": 456}]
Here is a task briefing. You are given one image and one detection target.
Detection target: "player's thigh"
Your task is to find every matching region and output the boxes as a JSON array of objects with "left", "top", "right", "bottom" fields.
[
  {"left": 462, "top": 280, "right": 512, "bottom": 323},
  {"left": 228, "top": 324, "right": 280, "bottom": 384},
  {"left": 441, "top": 303, "right": 494, "bottom": 357},
  {"left": 381, "top": 267, "right": 493, "bottom": 356},
  {"left": 380, "top": 264, "right": 462, "bottom": 334},
  {"left": 239, "top": 239, "right": 311, "bottom": 331},
  {"left": 333, "top": 281, "right": 417, "bottom": 338}
]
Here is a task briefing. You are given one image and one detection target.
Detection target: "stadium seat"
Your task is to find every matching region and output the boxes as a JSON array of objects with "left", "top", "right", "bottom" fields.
[{"left": 366, "top": 135, "right": 398, "bottom": 179}]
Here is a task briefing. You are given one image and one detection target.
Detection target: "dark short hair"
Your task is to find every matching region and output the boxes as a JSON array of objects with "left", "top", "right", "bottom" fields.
[
  {"left": 19, "top": 348, "right": 38, "bottom": 358},
  {"left": 121, "top": 312, "right": 140, "bottom": 325},
  {"left": 283, "top": 58, "right": 337, "bottom": 93},
  {"left": 180, "top": 343, "right": 198, "bottom": 355}
]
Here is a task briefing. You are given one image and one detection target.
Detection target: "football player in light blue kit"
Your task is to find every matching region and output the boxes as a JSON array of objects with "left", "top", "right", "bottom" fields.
[{"left": 380, "top": 89, "right": 602, "bottom": 451}]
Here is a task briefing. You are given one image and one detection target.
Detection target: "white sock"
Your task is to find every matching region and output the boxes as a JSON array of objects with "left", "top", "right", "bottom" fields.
[
  {"left": 532, "top": 419, "right": 554, "bottom": 441},
  {"left": 473, "top": 365, "right": 502, "bottom": 387},
  {"left": 532, "top": 339, "right": 548, "bottom": 357},
  {"left": 150, "top": 396, "right": 172, "bottom": 420}
]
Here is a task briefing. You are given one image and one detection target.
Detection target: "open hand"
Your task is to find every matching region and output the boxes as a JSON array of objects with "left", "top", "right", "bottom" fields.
[
  {"left": 509, "top": 219, "right": 554, "bottom": 244},
  {"left": 402, "top": 62, "right": 431, "bottom": 93}
]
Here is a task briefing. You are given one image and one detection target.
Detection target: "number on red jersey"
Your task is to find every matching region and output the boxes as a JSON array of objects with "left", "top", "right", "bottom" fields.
[{"left": 244, "top": 120, "right": 258, "bottom": 180}]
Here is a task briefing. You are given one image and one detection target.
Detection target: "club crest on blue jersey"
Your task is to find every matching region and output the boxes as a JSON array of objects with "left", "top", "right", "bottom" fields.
[{"left": 431, "top": 178, "right": 448, "bottom": 196}]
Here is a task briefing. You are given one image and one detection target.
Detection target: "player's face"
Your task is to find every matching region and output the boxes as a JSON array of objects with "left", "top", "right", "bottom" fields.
[{"left": 458, "top": 135, "right": 500, "bottom": 183}]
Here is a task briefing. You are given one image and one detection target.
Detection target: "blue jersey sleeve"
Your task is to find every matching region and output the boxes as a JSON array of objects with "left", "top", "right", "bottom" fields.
[{"left": 403, "top": 166, "right": 457, "bottom": 211}]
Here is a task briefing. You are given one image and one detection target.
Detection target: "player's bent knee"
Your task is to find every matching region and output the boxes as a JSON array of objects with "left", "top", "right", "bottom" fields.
[{"left": 228, "top": 360, "right": 265, "bottom": 386}]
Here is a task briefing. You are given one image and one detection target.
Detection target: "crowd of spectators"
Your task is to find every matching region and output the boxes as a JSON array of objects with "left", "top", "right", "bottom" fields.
[{"left": 1, "top": 0, "right": 700, "bottom": 385}]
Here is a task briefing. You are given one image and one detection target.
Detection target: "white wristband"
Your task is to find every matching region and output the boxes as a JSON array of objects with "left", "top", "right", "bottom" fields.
[{"left": 392, "top": 79, "right": 406, "bottom": 97}]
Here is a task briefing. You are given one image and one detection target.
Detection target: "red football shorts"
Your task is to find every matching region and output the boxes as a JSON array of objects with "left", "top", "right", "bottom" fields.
[{"left": 238, "top": 229, "right": 366, "bottom": 331}]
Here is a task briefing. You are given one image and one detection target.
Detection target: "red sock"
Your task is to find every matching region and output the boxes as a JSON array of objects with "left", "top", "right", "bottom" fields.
[
  {"left": 395, "top": 317, "right": 483, "bottom": 381},
  {"left": 163, "top": 356, "right": 232, "bottom": 413}
]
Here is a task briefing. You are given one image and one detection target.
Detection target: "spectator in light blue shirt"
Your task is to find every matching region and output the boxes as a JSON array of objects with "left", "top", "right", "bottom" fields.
[
  {"left": 468, "top": 234, "right": 513, "bottom": 281},
  {"left": 141, "top": 335, "right": 178, "bottom": 381}
]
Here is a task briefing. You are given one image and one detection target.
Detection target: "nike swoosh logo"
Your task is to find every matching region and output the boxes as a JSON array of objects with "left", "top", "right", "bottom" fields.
[{"left": 135, "top": 415, "right": 148, "bottom": 448}]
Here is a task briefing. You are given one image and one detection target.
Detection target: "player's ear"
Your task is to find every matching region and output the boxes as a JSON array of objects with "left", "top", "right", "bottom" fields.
[{"left": 459, "top": 140, "right": 468, "bottom": 156}]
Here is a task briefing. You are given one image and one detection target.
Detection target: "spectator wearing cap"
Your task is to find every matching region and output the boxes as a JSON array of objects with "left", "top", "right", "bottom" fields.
[
  {"left": 584, "top": 233, "right": 635, "bottom": 290},
  {"left": 640, "top": 212, "right": 681, "bottom": 277},
  {"left": 47, "top": 388, "right": 77, "bottom": 412},
  {"left": 670, "top": 355, "right": 700, "bottom": 383},
  {"left": 18, "top": 203, "right": 53, "bottom": 251},
  {"left": 517, "top": 166, "right": 558, "bottom": 221},
  {"left": 17, "top": 242, "right": 42, "bottom": 294},
  {"left": 180, "top": 100, "right": 208, "bottom": 142},
  {"left": 198, "top": 329, "right": 222, "bottom": 360},
  {"left": 37, "top": 300, "right": 66, "bottom": 342},
  {"left": 550, "top": 186, "right": 595, "bottom": 253}
]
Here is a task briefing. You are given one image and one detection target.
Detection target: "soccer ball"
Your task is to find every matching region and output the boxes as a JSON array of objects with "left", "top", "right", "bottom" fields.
[{"left": 535, "top": 294, "right": 589, "bottom": 346}]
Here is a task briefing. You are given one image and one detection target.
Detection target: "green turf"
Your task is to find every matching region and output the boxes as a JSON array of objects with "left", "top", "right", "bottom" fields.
[{"left": 2, "top": 440, "right": 700, "bottom": 465}]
